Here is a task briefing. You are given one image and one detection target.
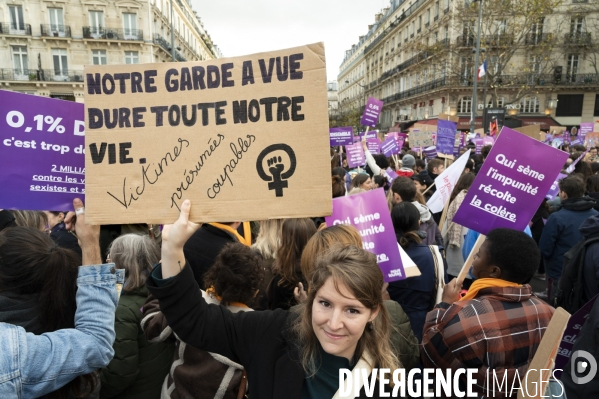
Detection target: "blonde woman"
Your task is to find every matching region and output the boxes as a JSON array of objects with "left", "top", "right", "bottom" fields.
[
  {"left": 252, "top": 219, "right": 284, "bottom": 309},
  {"left": 147, "top": 200, "right": 400, "bottom": 398}
]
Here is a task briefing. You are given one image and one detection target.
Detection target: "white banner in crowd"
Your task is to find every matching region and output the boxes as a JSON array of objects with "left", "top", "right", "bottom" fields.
[{"left": 426, "top": 150, "right": 471, "bottom": 213}]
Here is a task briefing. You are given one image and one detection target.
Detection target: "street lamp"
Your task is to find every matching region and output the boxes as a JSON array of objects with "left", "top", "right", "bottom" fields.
[{"left": 470, "top": 0, "right": 484, "bottom": 133}]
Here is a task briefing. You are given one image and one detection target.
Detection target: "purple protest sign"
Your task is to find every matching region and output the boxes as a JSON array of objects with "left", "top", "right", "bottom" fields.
[
  {"left": 473, "top": 138, "right": 484, "bottom": 154},
  {"left": 545, "top": 173, "right": 568, "bottom": 200},
  {"left": 384, "top": 167, "right": 398, "bottom": 183},
  {"left": 436, "top": 119, "right": 457, "bottom": 155},
  {"left": 353, "top": 135, "right": 362, "bottom": 143},
  {"left": 0, "top": 91, "right": 85, "bottom": 211},
  {"left": 325, "top": 189, "right": 405, "bottom": 282},
  {"left": 366, "top": 138, "right": 381, "bottom": 154},
  {"left": 566, "top": 150, "right": 588, "bottom": 173},
  {"left": 453, "top": 127, "right": 569, "bottom": 235},
  {"left": 329, "top": 126, "right": 354, "bottom": 146},
  {"left": 580, "top": 122, "right": 594, "bottom": 139},
  {"left": 346, "top": 142, "right": 365, "bottom": 168},
  {"left": 381, "top": 137, "right": 399, "bottom": 157},
  {"left": 483, "top": 136, "right": 495, "bottom": 146},
  {"left": 571, "top": 138, "right": 583, "bottom": 146},
  {"left": 423, "top": 146, "right": 438, "bottom": 159},
  {"left": 361, "top": 97, "right": 384, "bottom": 127},
  {"left": 361, "top": 130, "right": 378, "bottom": 139},
  {"left": 554, "top": 294, "right": 599, "bottom": 378}
]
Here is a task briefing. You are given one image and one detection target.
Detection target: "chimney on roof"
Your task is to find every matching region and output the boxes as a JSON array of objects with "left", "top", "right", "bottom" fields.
[{"left": 375, "top": 13, "right": 383, "bottom": 22}]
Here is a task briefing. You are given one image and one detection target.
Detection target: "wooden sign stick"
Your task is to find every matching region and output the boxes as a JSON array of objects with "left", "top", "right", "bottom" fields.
[
  {"left": 422, "top": 181, "right": 436, "bottom": 195},
  {"left": 456, "top": 233, "right": 485, "bottom": 286},
  {"left": 437, "top": 198, "right": 451, "bottom": 232}
]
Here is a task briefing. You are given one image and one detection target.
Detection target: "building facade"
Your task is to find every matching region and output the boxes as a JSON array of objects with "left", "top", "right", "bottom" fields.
[
  {"left": 338, "top": 0, "right": 599, "bottom": 131},
  {"left": 0, "top": 0, "right": 220, "bottom": 102},
  {"left": 328, "top": 80, "right": 339, "bottom": 118}
]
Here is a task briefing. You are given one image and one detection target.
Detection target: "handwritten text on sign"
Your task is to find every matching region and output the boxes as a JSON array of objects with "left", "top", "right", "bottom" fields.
[
  {"left": 453, "top": 127, "right": 568, "bottom": 235},
  {"left": 84, "top": 43, "right": 331, "bottom": 224}
]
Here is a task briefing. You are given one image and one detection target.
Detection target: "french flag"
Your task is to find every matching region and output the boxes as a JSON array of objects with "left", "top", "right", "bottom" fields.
[{"left": 478, "top": 61, "right": 487, "bottom": 81}]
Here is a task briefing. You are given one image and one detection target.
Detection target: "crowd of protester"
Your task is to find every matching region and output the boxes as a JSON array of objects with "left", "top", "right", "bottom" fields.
[{"left": 1, "top": 135, "right": 599, "bottom": 398}]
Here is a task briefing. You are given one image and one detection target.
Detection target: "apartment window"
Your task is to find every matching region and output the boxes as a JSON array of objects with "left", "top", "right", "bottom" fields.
[
  {"left": 52, "top": 48, "right": 68, "bottom": 77},
  {"left": 458, "top": 96, "right": 472, "bottom": 113},
  {"left": 566, "top": 54, "right": 579, "bottom": 82},
  {"left": 418, "top": 16, "right": 422, "bottom": 30},
  {"left": 89, "top": 10, "right": 104, "bottom": 37},
  {"left": 9, "top": 5, "right": 25, "bottom": 31},
  {"left": 435, "top": 1, "right": 440, "bottom": 16},
  {"left": 556, "top": 94, "right": 583, "bottom": 116},
  {"left": 125, "top": 51, "right": 139, "bottom": 64},
  {"left": 48, "top": 8, "right": 65, "bottom": 35},
  {"left": 12, "top": 46, "right": 28, "bottom": 79},
  {"left": 426, "top": 9, "right": 430, "bottom": 23},
  {"left": 444, "top": 26, "right": 449, "bottom": 40},
  {"left": 459, "top": 57, "right": 472, "bottom": 82},
  {"left": 444, "top": 0, "right": 450, "bottom": 10},
  {"left": 520, "top": 96, "right": 539, "bottom": 113},
  {"left": 594, "top": 94, "right": 599, "bottom": 116},
  {"left": 532, "top": 17, "right": 544, "bottom": 37},
  {"left": 123, "top": 13, "right": 137, "bottom": 39},
  {"left": 92, "top": 50, "right": 107, "bottom": 65},
  {"left": 570, "top": 17, "right": 584, "bottom": 35},
  {"left": 487, "top": 97, "right": 505, "bottom": 108}
]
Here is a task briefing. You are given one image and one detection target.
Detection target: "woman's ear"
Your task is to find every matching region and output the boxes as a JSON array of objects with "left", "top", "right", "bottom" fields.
[{"left": 369, "top": 305, "right": 381, "bottom": 322}]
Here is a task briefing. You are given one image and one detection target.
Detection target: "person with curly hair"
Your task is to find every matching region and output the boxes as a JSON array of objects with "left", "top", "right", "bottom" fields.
[{"left": 141, "top": 242, "right": 264, "bottom": 399}]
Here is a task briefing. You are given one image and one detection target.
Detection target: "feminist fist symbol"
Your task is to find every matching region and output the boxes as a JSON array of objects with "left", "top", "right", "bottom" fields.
[{"left": 256, "top": 144, "right": 297, "bottom": 197}]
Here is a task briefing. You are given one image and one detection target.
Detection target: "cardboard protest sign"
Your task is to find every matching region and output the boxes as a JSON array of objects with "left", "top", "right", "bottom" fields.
[
  {"left": 554, "top": 294, "right": 599, "bottom": 378},
  {"left": 427, "top": 150, "right": 471, "bottom": 213},
  {"left": 329, "top": 127, "right": 353, "bottom": 146},
  {"left": 549, "top": 126, "right": 566, "bottom": 136},
  {"left": 517, "top": 308, "right": 570, "bottom": 399},
  {"left": 584, "top": 132, "right": 599, "bottom": 148},
  {"left": 514, "top": 124, "right": 542, "bottom": 141},
  {"left": 453, "top": 127, "right": 568, "bottom": 235},
  {"left": 0, "top": 91, "right": 86, "bottom": 211},
  {"left": 345, "top": 142, "right": 365, "bottom": 168},
  {"left": 325, "top": 189, "right": 406, "bottom": 282},
  {"left": 436, "top": 119, "right": 457, "bottom": 156},
  {"left": 366, "top": 138, "right": 380, "bottom": 154},
  {"left": 361, "top": 97, "right": 383, "bottom": 127},
  {"left": 84, "top": 43, "right": 330, "bottom": 224},
  {"left": 381, "top": 137, "right": 399, "bottom": 157},
  {"left": 410, "top": 130, "right": 434, "bottom": 148}
]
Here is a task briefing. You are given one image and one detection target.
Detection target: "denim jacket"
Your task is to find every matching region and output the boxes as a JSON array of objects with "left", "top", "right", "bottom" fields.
[{"left": 0, "top": 264, "right": 125, "bottom": 398}]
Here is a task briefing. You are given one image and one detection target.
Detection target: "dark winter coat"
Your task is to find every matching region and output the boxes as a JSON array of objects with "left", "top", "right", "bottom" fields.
[
  {"left": 100, "top": 285, "right": 175, "bottom": 399},
  {"left": 579, "top": 214, "right": 599, "bottom": 303},
  {"left": 147, "top": 264, "right": 409, "bottom": 399},
  {"left": 539, "top": 196, "right": 598, "bottom": 280}
]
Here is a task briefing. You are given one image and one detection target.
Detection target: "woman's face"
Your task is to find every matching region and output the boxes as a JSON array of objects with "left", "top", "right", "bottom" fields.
[
  {"left": 359, "top": 178, "right": 373, "bottom": 191},
  {"left": 311, "top": 277, "right": 379, "bottom": 361},
  {"left": 44, "top": 212, "right": 63, "bottom": 229}
]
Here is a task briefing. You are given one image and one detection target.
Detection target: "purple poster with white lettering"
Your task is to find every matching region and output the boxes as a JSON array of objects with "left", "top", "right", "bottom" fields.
[
  {"left": 381, "top": 137, "right": 399, "bottom": 157},
  {"left": 361, "top": 97, "right": 384, "bottom": 127},
  {"left": 346, "top": 142, "right": 365, "bottom": 168},
  {"left": 0, "top": 91, "right": 85, "bottom": 211},
  {"left": 329, "top": 126, "right": 354, "bottom": 146},
  {"left": 554, "top": 294, "right": 599, "bottom": 378},
  {"left": 580, "top": 122, "right": 594, "bottom": 139},
  {"left": 367, "top": 138, "right": 380, "bottom": 154},
  {"left": 325, "top": 189, "right": 405, "bottom": 282},
  {"left": 474, "top": 138, "right": 484, "bottom": 154},
  {"left": 436, "top": 119, "right": 457, "bottom": 155},
  {"left": 453, "top": 127, "right": 568, "bottom": 235},
  {"left": 545, "top": 173, "right": 568, "bottom": 200}
]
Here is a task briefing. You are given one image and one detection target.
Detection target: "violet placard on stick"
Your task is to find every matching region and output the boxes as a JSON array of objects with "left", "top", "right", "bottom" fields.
[
  {"left": 361, "top": 97, "right": 384, "bottom": 127},
  {"left": 329, "top": 126, "right": 354, "bottom": 146},
  {"left": 453, "top": 127, "right": 568, "bottom": 235}
]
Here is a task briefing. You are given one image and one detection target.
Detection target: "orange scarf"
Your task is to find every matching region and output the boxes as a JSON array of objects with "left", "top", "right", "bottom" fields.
[
  {"left": 208, "top": 222, "right": 252, "bottom": 246},
  {"left": 205, "top": 287, "right": 249, "bottom": 309},
  {"left": 459, "top": 278, "right": 522, "bottom": 301}
]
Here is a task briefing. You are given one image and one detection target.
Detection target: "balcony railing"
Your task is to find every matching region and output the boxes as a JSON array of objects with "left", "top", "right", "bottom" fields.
[
  {"left": 154, "top": 34, "right": 170, "bottom": 52},
  {"left": 458, "top": 34, "right": 475, "bottom": 46},
  {"left": 525, "top": 33, "right": 550, "bottom": 45},
  {"left": 0, "top": 68, "right": 84, "bottom": 82},
  {"left": 564, "top": 32, "right": 592, "bottom": 46},
  {"left": 83, "top": 27, "right": 143, "bottom": 41},
  {"left": 0, "top": 22, "right": 32, "bottom": 35},
  {"left": 480, "top": 34, "right": 513, "bottom": 46},
  {"left": 41, "top": 24, "right": 71, "bottom": 38}
]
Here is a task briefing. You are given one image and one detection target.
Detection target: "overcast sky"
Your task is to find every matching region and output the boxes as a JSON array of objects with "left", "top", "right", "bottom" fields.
[{"left": 191, "top": 0, "right": 389, "bottom": 82}]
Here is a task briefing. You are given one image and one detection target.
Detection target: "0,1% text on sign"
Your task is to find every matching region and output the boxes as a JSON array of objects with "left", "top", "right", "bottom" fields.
[{"left": 5, "top": 111, "right": 85, "bottom": 136}]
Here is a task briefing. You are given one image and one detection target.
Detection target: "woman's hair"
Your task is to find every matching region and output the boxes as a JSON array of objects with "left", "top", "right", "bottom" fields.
[
  {"left": 351, "top": 174, "right": 369, "bottom": 189},
  {"left": 332, "top": 175, "right": 346, "bottom": 198},
  {"left": 591, "top": 162, "right": 599, "bottom": 175},
  {"left": 332, "top": 166, "right": 346, "bottom": 180},
  {"left": 372, "top": 153, "right": 390, "bottom": 170},
  {"left": 575, "top": 161, "right": 593, "bottom": 180},
  {"left": 11, "top": 210, "right": 48, "bottom": 231},
  {"left": 0, "top": 227, "right": 96, "bottom": 398},
  {"left": 330, "top": 148, "right": 341, "bottom": 169},
  {"left": 391, "top": 202, "right": 422, "bottom": 249},
  {"left": 587, "top": 175, "right": 599, "bottom": 193},
  {"left": 448, "top": 172, "right": 476, "bottom": 205},
  {"left": 252, "top": 219, "right": 284, "bottom": 260},
  {"left": 292, "top": 245, "right": 399, "bottom": 375},
  {"left": 373, "top": 175, "right": 388, "bottom": 190},
  {"left": 204, "top": 243, "right": 265, "bottom": 307},
  {"left": 272, "top": 218, "right": 317, "bottom": 288},
  {"left": 300, "top": 224, "right": 362, "bottom": 281},
  {"left": 108, "top": 234, "right": 159, "bottom": 293}
]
